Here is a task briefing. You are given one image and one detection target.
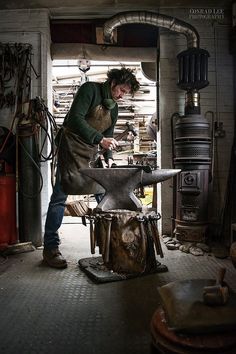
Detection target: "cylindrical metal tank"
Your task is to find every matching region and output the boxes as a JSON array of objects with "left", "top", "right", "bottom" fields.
[
  {"left": 0, "top": 127, "right": 18, "bottom": 249},
  {"left": 0, "top": 175, "right": 18, "bottom": 248},
  {"left": 18, "top": 123, "right": 42, "bottom": 247}
]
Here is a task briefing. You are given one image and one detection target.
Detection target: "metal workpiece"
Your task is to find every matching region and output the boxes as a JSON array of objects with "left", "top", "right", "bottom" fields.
[
  {"left": 103, "top": 11, "right": 200, "bottom": 48},
  {"left": 80, "top": 167, "right": 181, "bottom": 211}
]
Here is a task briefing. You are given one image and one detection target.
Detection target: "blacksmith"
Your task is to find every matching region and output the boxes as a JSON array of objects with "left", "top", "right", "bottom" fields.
[{"left": 43, "top": 67, "right": 140, "bottom": 268}]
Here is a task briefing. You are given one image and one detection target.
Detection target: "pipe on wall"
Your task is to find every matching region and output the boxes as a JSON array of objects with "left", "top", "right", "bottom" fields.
[
  {"left": 51, "top": 43, "right": 157, "bottom": 61},
  {"left": 103, "top": 11, "right": 200, "bottom": 49}
]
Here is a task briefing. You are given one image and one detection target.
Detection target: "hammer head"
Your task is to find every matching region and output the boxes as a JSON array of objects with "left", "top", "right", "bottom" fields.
[
  {"left": 203, "top": 285, "right": 229, "bottom": 306},
  {"left": 203, "top": 267, "right": 229, "bottom": 306},
  {"left": 125, "top": 121, "right": 137, "bottom": 137}
]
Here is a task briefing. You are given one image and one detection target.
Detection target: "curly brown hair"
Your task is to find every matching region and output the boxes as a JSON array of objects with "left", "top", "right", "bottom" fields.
[{"left": 107, "top": 67, "right": 140, "bottom": 95}]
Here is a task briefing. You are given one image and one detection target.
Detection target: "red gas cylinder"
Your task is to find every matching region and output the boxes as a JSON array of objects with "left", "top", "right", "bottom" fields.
[{"left": 0, "top": 174, "right": 18, "bottom": 249}]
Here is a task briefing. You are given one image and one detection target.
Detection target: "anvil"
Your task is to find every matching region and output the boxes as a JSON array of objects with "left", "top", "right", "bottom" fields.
[{"left": 80, "top": 166, "right": 181, "bottom": 211}]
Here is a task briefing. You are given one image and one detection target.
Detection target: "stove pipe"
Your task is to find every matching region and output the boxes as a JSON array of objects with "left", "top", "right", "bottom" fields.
[
  {"left": 103, "top": 11, "right": 211, "bottom": 242},
  {"left": 103, "top": 11, "right": 199, "bottom": 48},
  {"left": 172, "top": 47, "right": 211, "bottom": 242}
]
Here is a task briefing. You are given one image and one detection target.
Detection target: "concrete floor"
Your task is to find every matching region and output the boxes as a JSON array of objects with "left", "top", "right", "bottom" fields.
[{"left": 0, "top": 217, "right": 236, "bottom": 354}]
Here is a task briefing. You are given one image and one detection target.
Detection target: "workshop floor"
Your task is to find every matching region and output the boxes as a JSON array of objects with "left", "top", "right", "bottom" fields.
[{"left": 0, "top": 217, "right": 236, "bottom": 354}]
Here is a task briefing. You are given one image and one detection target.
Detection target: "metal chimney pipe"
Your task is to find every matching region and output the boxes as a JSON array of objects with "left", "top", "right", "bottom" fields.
[{"left": 103, "top": 11, "right": 200, "bottom": 48}]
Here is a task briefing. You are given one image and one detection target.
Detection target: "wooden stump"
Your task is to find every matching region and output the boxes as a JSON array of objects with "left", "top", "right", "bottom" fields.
[{"left": 92, "top": 210, "right": 163, "bottom": 274}]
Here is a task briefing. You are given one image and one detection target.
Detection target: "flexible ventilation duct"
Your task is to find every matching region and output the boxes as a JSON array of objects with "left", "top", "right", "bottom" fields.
[{"left": 103, "top": 11, "right": 199, "bottom": 48}]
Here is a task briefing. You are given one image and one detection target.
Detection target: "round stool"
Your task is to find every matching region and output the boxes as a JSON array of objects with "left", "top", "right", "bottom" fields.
[{"left": 150, "top": 306, "right": 236, "bottom": 354}]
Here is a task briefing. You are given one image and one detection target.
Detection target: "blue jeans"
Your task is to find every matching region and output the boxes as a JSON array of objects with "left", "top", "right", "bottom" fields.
[
  {"left": 44, "top": 169, "right": 103, "bottom": 249},
  {"left": 44, "top": 169, "right": 68, "bottom": 250}
]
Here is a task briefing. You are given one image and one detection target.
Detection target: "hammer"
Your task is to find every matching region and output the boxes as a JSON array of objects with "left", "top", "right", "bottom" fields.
[
  {"left": 99, "top": 122, "right": 137, "bottom": 155},
  {"left": 114, "top": 121, "right": 137, "bottom": 140},
  {"left": 203, "top": 267, "right": 229, "bottom": 306},
  {"left": 90, "top": 122, "right": 137, "bottom": 166}
]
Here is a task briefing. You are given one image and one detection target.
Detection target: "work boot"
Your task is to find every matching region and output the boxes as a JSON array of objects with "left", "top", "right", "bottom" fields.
[{"left": 43, "top": 247, "right": 68, "bottom": 269}]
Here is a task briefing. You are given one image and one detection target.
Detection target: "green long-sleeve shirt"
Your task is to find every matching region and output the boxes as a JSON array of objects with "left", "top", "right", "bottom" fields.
[{"left": 64, "top": 81, "right": 118, "bottom": 145}]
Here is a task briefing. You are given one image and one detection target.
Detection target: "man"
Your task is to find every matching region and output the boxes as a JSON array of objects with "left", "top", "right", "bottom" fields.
[{"left": 43, "top": 67, "right": 140, "bottom": 268}]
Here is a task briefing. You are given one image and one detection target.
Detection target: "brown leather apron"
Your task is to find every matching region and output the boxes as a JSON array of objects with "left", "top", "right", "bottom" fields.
[{"left": 58, "top": 105, "right": 111, "bottom": 195}]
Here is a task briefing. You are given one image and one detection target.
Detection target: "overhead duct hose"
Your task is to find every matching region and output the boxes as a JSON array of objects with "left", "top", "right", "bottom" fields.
[{"left": 103, "top": 11, "right": 200, "bottom": 48}]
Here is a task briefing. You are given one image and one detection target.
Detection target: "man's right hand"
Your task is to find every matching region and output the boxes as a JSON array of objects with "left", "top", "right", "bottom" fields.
[{"left": 100, "top": 137, "right": 119, "bottom": 150}]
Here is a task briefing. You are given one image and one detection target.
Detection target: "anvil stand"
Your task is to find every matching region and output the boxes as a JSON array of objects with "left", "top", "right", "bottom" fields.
[{"left": 78, "top": 166, "right": 180, "bottom": 283}]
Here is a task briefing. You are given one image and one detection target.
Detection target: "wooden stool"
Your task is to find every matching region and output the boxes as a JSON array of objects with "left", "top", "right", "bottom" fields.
[{"left": 150, "top": 306, "right": 236, "bottom": 354}]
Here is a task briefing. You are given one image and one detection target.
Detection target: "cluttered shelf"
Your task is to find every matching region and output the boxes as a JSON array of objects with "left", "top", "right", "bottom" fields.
[{"left": 52, "top": 60, "right": 157, "bottom": 159}]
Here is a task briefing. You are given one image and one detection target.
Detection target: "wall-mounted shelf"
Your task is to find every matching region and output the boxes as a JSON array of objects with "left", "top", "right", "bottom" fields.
[{"left": 52, "top": 60, "right": 157, "bottom": 163}]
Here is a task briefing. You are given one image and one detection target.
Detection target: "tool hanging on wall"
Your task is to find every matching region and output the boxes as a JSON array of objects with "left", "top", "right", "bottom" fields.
[
  {"left": 0, "top": 42, "right": 40, "bottom": 248},
  {"left": 0, "top": 43, "right": 38, "bottom": 110}
]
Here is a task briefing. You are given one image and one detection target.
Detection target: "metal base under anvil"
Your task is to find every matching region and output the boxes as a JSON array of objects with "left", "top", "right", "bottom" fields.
[{"left": 78, "top": 256, "right": 168, "bottom": 284}]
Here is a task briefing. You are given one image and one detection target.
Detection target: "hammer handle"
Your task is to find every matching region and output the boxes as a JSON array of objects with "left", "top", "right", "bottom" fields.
[
  {"left": 114, "top": 127, "right": 131, "bottom": 141},
  {"left": 89, "top": 219, "right": 95, "bottom": 254},
  {"left": 99, "top": 127, "right": 130, "bottom": 155},
  {"left": 104, "top": 217, "right": 112, "bottom": 263},
  {"left": 218, "top": 267, "right": 226, "bottom": 285}
]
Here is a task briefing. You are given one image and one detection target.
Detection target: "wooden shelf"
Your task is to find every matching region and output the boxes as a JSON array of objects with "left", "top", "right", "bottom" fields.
[{"left": 52, "top": 62, "right": 157, "bottom": 163}]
